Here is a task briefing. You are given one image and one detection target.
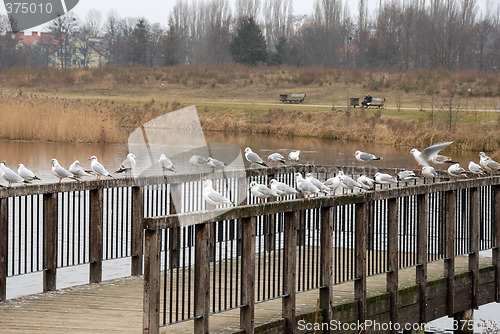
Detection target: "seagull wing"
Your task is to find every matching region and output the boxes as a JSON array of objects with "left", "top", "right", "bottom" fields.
[{"left": 420, "top": 141, "right": 453, "bottom": 161}]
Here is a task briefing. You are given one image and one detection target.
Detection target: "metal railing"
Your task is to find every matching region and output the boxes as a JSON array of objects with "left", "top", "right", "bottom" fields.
[{"left": 142, "top": 176, "right": 500, "bottom": 334}]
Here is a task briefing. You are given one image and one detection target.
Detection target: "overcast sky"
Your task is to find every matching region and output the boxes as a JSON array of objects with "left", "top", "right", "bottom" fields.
[{"left": 1, "top": 0, "right": 499, "bottom": 32}]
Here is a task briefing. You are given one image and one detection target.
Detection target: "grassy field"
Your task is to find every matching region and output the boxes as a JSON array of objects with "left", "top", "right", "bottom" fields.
[{"left": 0, "top": 66, "right": 499, "bottom": 154}]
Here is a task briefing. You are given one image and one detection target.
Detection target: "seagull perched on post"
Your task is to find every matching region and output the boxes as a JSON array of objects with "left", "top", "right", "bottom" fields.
[
  {"left": 69, "top": 160, "right": 93, "bottom": 179},
  {"left": 249, "top": 181, "right": 278, "bottom": 203},
  {"left": 203, "top": 179, "right": 233, "bottom": 209},
  {"left": 50, "top": 159, "right": 78, "bottom": 183},
  {"left": 115, "top": 153, "right": 136, "bottom": 174},
  {"left": 89, "top": 156, "right": 114, "bottom": 180},
  {"left": 479, "top": 152, "right": 500, "bottom": 174},
  {"left": 18, "top": 164, "right": 41, "bottom": 182},
  {"left": 189, "top": 155, "right": 208, "bottom": 167},
  {"left": 354, "top": 150, "right": 383, "bottom": 163},
  {"left": 410, "top": 141, "right": 454, "bottom": 171},
  {"left": 158, "top": 154, "right": 176, "bottom": 174},
  {"left": 468, "top": 161, "right": 485, "bottom": 177},
  {"left": 1, "top": 162, "right": 30, "bottom": 187},
  {"left": 244, "top": 147, "right": 267, "bottom": 167},
  {"left": 268, "top": 153, "right": 286, "bottom": 167},
  {"left": 270, "top": 179, "right": 297, "bottom": 201},
  {"left": 375, "top": 172, "right": 398, "bottom": 189},
  {"left": 288, "top": 150, "right": 300, "bottom": 164},
  {"left": 447, "top": 163, "right": 467, "bottom": 180},
  {"left": 294, "top": 172, "right": 319, "bottom": 199}
]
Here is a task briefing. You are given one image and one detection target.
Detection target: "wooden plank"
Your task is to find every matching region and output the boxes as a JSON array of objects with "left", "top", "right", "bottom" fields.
[
  {"left": 386, "top": 197, "right": 399, "bottom": 330},
  {"left": 445, "top": 190, "right": 456, "bottom": 316},
  {"left": 355, "top": 202, "right": 367, "bottom": 322},
  {"left": 240, "top": 217, "right": 256, "bottom": 333},
  {"left": 43, "top": 192, "right": 58, "bottom": 292},
  {"left": 416, "top": 193, "right": 428, "bottom": 323},
  {"left": 143, "top": 229, "right": 161, "bottom": 334},
  {"left": 469, "top": 187, "right": 479, "bottom": 309},
  {"left": 169, "top": 184, "right": 182, "bottom": 269},
  {"left": 194, "top": 222, "right": 211, "bottom": 334},
  {"left": 0, "top": 198, "right": 7, "bottom": 301},
  {"left": 494, "top": 185, "right": 500, "bottom": 303},
  {"left": 90, "top": 188, "right": 103, "bottom": 284},
  {"left": 132, "top": 186, "right": 144, "bottom": 276},
  {"left": 319, "top": 206, "right": 333, "bottom": 333},
  {"left": 283, "top": 210, "right": 298, "bottom": 333}
]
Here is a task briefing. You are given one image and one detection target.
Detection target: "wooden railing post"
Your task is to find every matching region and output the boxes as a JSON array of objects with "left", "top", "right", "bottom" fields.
[
  {"left": 169, "top": 184, "right": 182, "bottom": 268},
  {"left": 43, "top": 192, "right": 58, "bottom": 292},
  {"left": 469, "top": 187, "right": 479, "bottom": 309},
  {"left": 90, "top": 188, "right": 103, "bottom": 284},
  {"left": 194, "top": 222, "right": 211, "bottom": 334},
  {"left": 0, "top": 198, "right": 7, "bottom": 301},
  {"left": 416, "top": 193, "right": 428, "bottom": 323},
  {"left": 131, "top": 186, "right": 144, "bottom": 275},
  {"left": 494, "top": 185, "right": 500, "bottom": 303},
  {"left": 143, "top": 228, "right": 161, "bottom": 334},
  {"left": 355, "top": 202, "right": 367, "bottom": 322},
  {"left": 387, "top": 198, "right": 399, "bottom": 331},
  {"left": 445, "top": 190, "right": 456, "bottom": 316},
  {"left": 283, "top": 210, "right": 299, "bottom": 333},
  {"left": 320, "top": 206, "right": 333, "bottom": 332},
  {"left": 240, "top": 217, "right": 256, "bottom": 333}
]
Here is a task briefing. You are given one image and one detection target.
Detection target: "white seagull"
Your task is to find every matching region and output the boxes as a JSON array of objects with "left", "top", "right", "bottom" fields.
[
  {"left": 324, "top": 175, "right": 341, "bottom": 195},
  {"left": 397, "top": 170, "right": 418, "bottom": 187},
  {"left": 207, "top": 157, "right": 225, "bottom": 170},
  {"left": 294, "top": 173, "right": 319, "bottom": 199},
  {"left": 429, "top": 154, "right": 457, "bottom": 165},
  {"left": 1, "top": 162, "right": 29, "bottom": 187},
  {"left": 69, "top": 160, "right": 93, "bottom": 179},
  {"left": 354, "top": 150, "right": 383, "bottom": 162},
  {"left": 115, "top": 153, "right": 136, "bottom": 174},
  {"left": 410, "top": 141, "right": 453, "bottom": 170},
  {"left": 270, "top": 179, "right": 297, "bottom": 201},
  {"left": 203, "top": 179, "right": 233, "bottom": 208},
  {"left": 18, "top": 164, "right": 41, "bottom": 182},
  {"left": 244, "top": 147, "right": 267, "bottom": 167},
  {"left": 447, "top": 163, "right": 467, "bottom": 180},
  {"left": 89, "top": 156, "right": 113, "bottom": 180},
  {"left": 268, "top": 153, "right": 286, "bottom": 166},
  {"left": 357, "top": 175, "right": 375, "bottom": 190},
  {"left": 338, "top": 171, "right": 367, "bottom": 194},
  {"left": 288, "top": 150, "right": 300, "bottom": 164},
  {"left": 468, "top": 161, "right": 485, "bottom": 177},
  {"left": 51, "top": 158, "right": 78, "bottom": 183},
  {"left": 421, "top": 166, "right": 438, "bottom": 180},
  {"left": 158, "top": 154, "right": 176, "bottom": 174},
  {"left": 249, "top": 181, "right": 278, "bottom": 203},
  {"left": 479, "top": 152, "right": 500, "bottom": 173},
  {"left": 375, "top": 172, "right": 398, "bottom": 189},
  {"left": 189, "top": 155, "right": 208, "bottom": 167},
  {"left": 305, "top": 173, "right": 330, "bottom": 195}
]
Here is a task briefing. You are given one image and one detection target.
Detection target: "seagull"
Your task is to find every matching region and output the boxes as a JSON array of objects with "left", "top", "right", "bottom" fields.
[
  {"left": 410, "top": 141, "right": 453, "bottom": 171},
  {"left": 51, "top": 158, "right": 78, "bottom": 183},
  {"left": 468, "top": 161, "right": 486, "bottom": 177},
  {"left": 305, "top": 173, "right": 330, "bottom": 195},
  {"left": 1, "top": 162, "right": 30, "bottom": 187},
  {"left": 397, "top": 170, "right": 418, "bottom": 187},
  {"left": 479, "top": 152, "right": 500, "bottom": 173},
  {"left": 18, "top": 164, "right": 41, "bottom": 182},
  {"left": 429, "top": 154, "right": 457, "bottom": 165},
  {"left": 288, "top": 150, "right": 300, "bottom": 164},
  {"left": 249, "top": 181, "right": 278, "bottom": 203},
  {"left": 189, "top": 155, "right": 208, "bottom": 167},
  {"left": 270, "top": 179, "right": 297, "bottom": 201},
  {"left": 203, "top": 179, "right": 233, "bottom": 209},
  {"left": 421, "top": 166, "right": 438, "bottom": 180},
  {"left": 158, "top": 154, "right": 176, "bottom": 174},
  {"left": 244, "top": 147, "right": 267, "bottom": 167},
  {"left": 324, "top": 175, "right": 341, "bottom": 195},
  {"left": 115, "top": 153, "right": 136, "bottom": 174},
  {"left": 354, "top": 150, "right": 383, "bottom": 162},
  {"left": 375, "top": 172, "right": 397, "bottom": 189},
  {"left": 338, "top": 171, "right": 367, "bottom": 194},
  {"left": 207, "top": 157, "right": 225, "bottom": 171},
  {"left": 268, "top": 153, "right": 286, "bottom": 167},
  {"left": 89, "top": 156, "right": 113, "bottom": 180},
  {"left": 69, "top": 160, "right": 93, "bottom": 179},
  {"left": 294, "top": 172, "right": 319, "bottom": 199},
  {"left": 447, "top": 163, "right": 467, "bottom": 180},
  {"left": 357, "top": 175, "right": 375, "bottom": 190}
]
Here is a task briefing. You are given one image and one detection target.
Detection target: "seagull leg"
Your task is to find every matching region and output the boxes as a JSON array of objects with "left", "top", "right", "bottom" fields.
[{"left": 413, "top": 165, "right": 422, "bottom": 172}]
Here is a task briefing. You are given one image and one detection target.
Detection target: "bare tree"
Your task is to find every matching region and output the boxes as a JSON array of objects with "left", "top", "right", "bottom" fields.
[
  {"left": 74, "top": 9, "right": 102, "bottom": 67},
  {"left": 262, "top": 0, "right": 293, "bottom": 51},
  {"left": 235, "top": 0, "right": 261, "bottom": 20},
  {"left": 49, "top": 12, "right": 79, "bottom": 68}
]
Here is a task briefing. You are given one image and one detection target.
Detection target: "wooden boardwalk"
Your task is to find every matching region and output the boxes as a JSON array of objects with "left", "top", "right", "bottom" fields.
[{"left": 0, "top": 256, "right": 491, "bottom": 333}]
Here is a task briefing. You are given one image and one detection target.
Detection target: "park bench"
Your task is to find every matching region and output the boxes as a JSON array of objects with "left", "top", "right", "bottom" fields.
[{"left": 279, "top": 93, "right": 306, "bottom": 103}]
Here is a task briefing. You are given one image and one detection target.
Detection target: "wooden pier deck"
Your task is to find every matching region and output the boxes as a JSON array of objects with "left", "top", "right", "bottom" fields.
[{"left": 0, "top": 256, "right": 493, "bottom": 333}]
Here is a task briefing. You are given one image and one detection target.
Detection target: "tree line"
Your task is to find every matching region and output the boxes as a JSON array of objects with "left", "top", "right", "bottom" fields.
[{"left": 0, "top": 0, "right": 499, "bottom": 71}]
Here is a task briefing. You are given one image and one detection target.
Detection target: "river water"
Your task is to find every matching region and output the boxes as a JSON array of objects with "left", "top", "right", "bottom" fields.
[{"left": 1, "top": 133, "right": 498, "bottom": 331}]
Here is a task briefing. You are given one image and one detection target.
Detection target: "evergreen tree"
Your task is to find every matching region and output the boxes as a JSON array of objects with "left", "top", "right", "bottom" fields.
[{"left": 230, "top": 17, "right": 267, "bottom": 65}]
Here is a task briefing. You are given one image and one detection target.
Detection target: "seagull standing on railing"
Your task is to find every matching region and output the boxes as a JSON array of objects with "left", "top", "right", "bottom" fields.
[
  {"left": 447, "top": 163, "right": 467, "bottom": 180},
  {"left": 158, "top": 154, "right": 176, "bottom": 174},
  {"left": 410, "top": 141, "right": 454, "bottom": 171},
  {"left": 397, "top": 170, "right": 418, "bottom": 187},
  {"left": 189, "top": 155, "right": 208, "bottom": 167},
  {"left": 115, "top": 153, "right": 136, "bottom": 175},
  {"left": 268, "top": 153, "right": 286, "bottom": 167},
  {"left": 338, "top": 171, "right": 368, "bottom": 194},
  {"left": 89, "top": 156, "right": 114, "bottom": 180},
  {"left": 249, "top": 181, "right": 278, "bottom": 203},
  {"left": 479, "top": 152, "right": 500, "bottom": 174},
  {"left": 207, "top": 157, "right": 225, "bottom": 171},
  {"left": 203, "top": 179, "right": 233, "bottom": 209},
  {"left": 421, "top": 166, "right": 438, "bottom": 181},
  {"left": 270, "top": 179, "right": 297, "bottom": 201},
  {"left": 294, "top": 172, "right": 319, "bottom": 199},
  {"left": 323, "top": 174, "right": 341, "bottom": 195},
  {"left": 357, "top": 175, "right": 375, "bottom": 190},
  {"left": 18, "top": 164, "right": 41, "bottom": 182},
  {"left": 375, "top": 172, "right": 398, "bottom": 190},
  {"left": 1, "top": 162, "right": 30, "bottom": 187},
  {"left": 69, "top": 160, "right": 93, "bottom": 179},
  {"left": 305, "top": 173, "right": 330, "bottom": 195},
  {"left": 244, "top": 147, "right": 267, "bottom": 167},
  {"left": 468, "top": 161, "right": 485, "bottom": 177},
  {"left": 51, "top": 159, "right": 78, "bottom": 183}
]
